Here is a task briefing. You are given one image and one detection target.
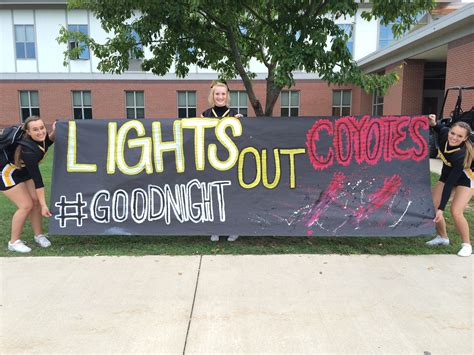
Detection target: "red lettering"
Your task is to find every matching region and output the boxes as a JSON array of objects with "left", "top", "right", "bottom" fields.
[
  {"left": 306, "top": 116, "right": 430, "bottom": 171},
  {"left": 409, "top": 115, "right": 428, "bottom": 160},
  {"left": 382, "top": 116, "right": 400, "bottom": 161},
  {"left": 306, "top": 119, "right": 334, "bottom": 170},
  {"left": 364, "top": 118, "right": 383, "bottom": 165},
  {"left": 334, "top": 118, "right": 353, "bottom": 166},
  {"left": 346, "top": 115, "right": 369, "bottom": 164},
  {"left": 391, "top": 116, "right": 411, "bottom": 160}
]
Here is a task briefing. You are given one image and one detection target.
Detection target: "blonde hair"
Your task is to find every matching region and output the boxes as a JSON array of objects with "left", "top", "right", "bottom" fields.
[
  {"left": 451, "top": 121, "right": 473, "bottom": 168},
  {"left": 208, "top": 81, "right": 231, "bottom": 107},
  {"left": 14, "top": 116, "right": 43, "bottom": 167}
]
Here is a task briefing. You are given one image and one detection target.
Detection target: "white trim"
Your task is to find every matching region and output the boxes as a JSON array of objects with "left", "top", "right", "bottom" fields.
[
  {"left": 358, "top": 3, "right": 474, "bottom": 73},
  {"left": 0, "top": 72, "right": 324, "bottom": 81},
  {"left": 87, "top": 9, "right": 92, "bottom": 72},
  {"left": 33, "top": 8, "right": 38, "bottom": 72},
  {"left": 11, "top": 9, "right": 17, "bottom": 72}
]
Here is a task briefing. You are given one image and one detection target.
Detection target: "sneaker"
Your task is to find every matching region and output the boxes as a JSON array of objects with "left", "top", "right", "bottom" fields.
[
  {"left": 426, "top": 235, "right": 450, "bottom": 246},
  {"left": 8, "top": 240, "right": 32, "bottom": 253},
  {"left": 457, "top": 243, "right": 472, "bottom": 257},
  {"left": 210, "top": 235, "right": 220, "bottom": 242},
  {"left": 34, "top": 234, "right": 51, "bottom": 248},
  {"left": 227, "top": 235, "right": 239, "bottom": 242}
]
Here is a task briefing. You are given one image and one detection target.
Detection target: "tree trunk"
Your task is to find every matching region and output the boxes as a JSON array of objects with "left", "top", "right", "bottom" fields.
[
  {"left": 240, "top": 75, "right": 264, "bottom": 116},
  {"left": 225, "top": 28, "right": 265, "bottom": 116},
  {"left": 264, "top": 74, "right": 282, "bottom": 117}
]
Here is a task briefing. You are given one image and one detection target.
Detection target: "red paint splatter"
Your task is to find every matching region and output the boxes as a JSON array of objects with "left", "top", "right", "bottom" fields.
[
  {"left": 354, "top": 174, "right": 402, "bottom": 223},
  {"left": 306, "top": 230, "right": 313, "bottom": 236},
  {"left": 306, "top": 172, "right": 346, "bottom": 227}
]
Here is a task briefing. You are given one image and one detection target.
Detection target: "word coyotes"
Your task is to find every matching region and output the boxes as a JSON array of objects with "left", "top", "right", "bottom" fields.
[{"left": 306, "top": 115, "right": 428, "bottom": 170}]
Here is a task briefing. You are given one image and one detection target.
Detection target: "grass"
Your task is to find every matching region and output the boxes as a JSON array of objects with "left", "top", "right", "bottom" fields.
[{"left": 1, "top": 149, "right": 472, "bottom": 257}]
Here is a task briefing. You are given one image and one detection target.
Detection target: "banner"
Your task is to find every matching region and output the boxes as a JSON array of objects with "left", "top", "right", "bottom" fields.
[{"left": 49, "top": 116, "right": 435, "bottom": 236}]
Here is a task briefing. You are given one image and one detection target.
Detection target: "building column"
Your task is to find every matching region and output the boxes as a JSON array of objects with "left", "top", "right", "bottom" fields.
[
  {"left": 384, "top": 59, "right": 424, "bottom": 115},
  {"left": 444, "top": 34, "right": 474, "bottom": 117}
]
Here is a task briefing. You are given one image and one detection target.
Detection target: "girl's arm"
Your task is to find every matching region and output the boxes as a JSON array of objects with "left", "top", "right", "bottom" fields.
[
  {"left": 48, "top": 121, "right": 56, "bottom": 141},
  {"left": 428, "top": 114, "right": 436, "bottom": 127},
  {"left": 35, "top": 187, "right": 52, "bottom": 217}
]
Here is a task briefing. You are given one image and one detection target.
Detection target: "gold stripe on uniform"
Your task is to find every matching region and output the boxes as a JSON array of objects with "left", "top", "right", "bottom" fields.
[
  {"left": 212, "top": 108, "right": 230, "bottom": 118},
  {"left": 2, "top": 164, "right": 16, "bottom": 187},
  {"left": 464, "top": 168, "right": 474, "bottom": 189},
  {"left": 437, "top": 149, "right": 452, "bottom": 167}
]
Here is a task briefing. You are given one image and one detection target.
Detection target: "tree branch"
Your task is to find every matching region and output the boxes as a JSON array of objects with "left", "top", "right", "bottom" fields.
[
  {"left": 299, "top": 0, "right": 327, "bottom": 44},
  {"left": 225, "top": 26, "right": 264, "bottom": 115},
  {"left": 242, "top": 4, "right": 271, "bottom": 27},
  {"left": 196, "top": 8, "right": 228, "bottom": 32},
  {"left": 236, "top": 27, "right": 270, "bottom": 67}
]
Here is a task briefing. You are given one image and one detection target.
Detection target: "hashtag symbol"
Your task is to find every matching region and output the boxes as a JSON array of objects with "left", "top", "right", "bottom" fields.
[{"left": 54, "top": 193, "right": 88, "bottom": 228}]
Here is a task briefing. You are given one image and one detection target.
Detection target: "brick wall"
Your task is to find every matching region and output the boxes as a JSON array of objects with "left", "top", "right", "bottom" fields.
[
  {"left": 0, "top": 79, "right": 360, "bottom": 125},
  {"left": 351, "top": 87, "right": 372, "bottom": 115},
  {"left": 382, "top": 59, "right": 424, "bottom": 115},
  {"left": 444, "top": 34, "right": 474, "bottom": 117},
  {"left": 383, "top": 62, "right": 404, "bottom": 115},
  {"left": 400, "top": 59, "right": 424, "bottom": 115}
]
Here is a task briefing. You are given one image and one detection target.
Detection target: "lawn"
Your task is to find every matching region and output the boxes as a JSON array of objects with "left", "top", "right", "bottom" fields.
[{"left": 1, "top": 149, "right": 471, "bottom": 256}]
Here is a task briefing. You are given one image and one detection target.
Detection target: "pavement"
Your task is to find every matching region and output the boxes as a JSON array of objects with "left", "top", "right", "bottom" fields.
[
  {"left": 0, "top": 159, "right": 466, "bottom": 354},
  {"left": 429, "top": 158, "right": 442, "bottom": 175},
  {"left": 1, "top": 255, "right": 472, "bottom": 354}
]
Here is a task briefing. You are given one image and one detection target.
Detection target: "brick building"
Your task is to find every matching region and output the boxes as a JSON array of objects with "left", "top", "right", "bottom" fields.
[{"left": 0, "top": 1, "right": 473, "bottom": 126}]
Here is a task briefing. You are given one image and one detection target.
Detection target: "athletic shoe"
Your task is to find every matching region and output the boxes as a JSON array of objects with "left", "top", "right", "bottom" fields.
[
  {"left": 210, "top": 235, "right": 220, "bottom": 242},
  {"left": 457, "top": 243, "right": 472, "bottom": 257},
  {"left": 34, "top": 234, "right": 51, "bottom": 248},
  {"left": 426, "top": 235, "right": 450, "bottom": 246},
  {"left": 8, "top": 240, "right": 32, "bottom": 253},
  {"left": 227, "top": 235, "right": 239, "bottom": 242}
]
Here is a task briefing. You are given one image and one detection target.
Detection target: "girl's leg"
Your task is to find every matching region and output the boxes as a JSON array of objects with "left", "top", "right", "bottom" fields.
[
  {"left": 450, "top": 186, "right": 473, "bottom": 245},
  {"left": 24, "top": 179, "right": 43, "bottom": 236},
  {"left": 432, "top": 181, "right": 448, "bottom": 238},
  {"left": 2, "top": 183, "right": 34, "bottom": 243}
]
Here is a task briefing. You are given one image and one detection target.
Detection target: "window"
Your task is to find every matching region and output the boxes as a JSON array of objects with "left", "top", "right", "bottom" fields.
[
  {"left": 68, "top": 25, "right": 90, "bottom": 60},
  {"left": 129, "top": 30, "right": 143, "bottom": 60},
  {"left": 230, "top": 91, "right": 248, "bottom": 116},
  {"left": 280, "top": 91, "right": 299, "bottom": 116},
  {"left": 379, "top": 22, "right": 395, "bottom": 49},
  {"left": 337, "top": 24, "right": 354, "bottom": 56},
  {"left": 72, "top": 91, "right": 92, "bottom": 119},
  {"left": 372, "top": 90, "right": 384, "bottom": 116},
  {"left": 15, "top": 25, "right": 36, "bottom": 59},
  {"left": 19, "top": 91, "right": 40, "bottom": 121},
  {"left": 177, "top": 91, "right": 196, "bottom": 118},
  {"left": 332, "top": 90, "right": 352, "bottom": 116},
  {"left": 379, "top": 13, "right": 428, "bottom": 49},
  {"left": 125, "top": 91, "right": 145, "bottom": 119}
]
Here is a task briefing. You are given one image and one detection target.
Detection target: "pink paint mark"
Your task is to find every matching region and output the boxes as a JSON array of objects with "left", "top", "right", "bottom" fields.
[
  {"left": 307, "top": 230, "right": 313, "bottom": 236},
  {"left": 306, "top": 172, "right": 346, "bottom": 227},
  {"left": 354, "top": 174, "right": 402, "bottom": 223}
]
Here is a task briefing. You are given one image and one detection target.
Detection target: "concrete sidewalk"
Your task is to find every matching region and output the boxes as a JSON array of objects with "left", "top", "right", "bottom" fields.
[{"left": 1, "top": 255, "right": 472, "bottom": 354}]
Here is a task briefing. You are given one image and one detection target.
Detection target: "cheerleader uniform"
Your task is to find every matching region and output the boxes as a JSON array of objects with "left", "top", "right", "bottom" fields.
[
  {"left": 0, "top": 135, "right": 53, "bottom": 191},
  {"left": 434, "top": 123, "right": 474, "bottom": 211},
  {"left": 202, "top": 106, "right": 239, "bottom": 118}
]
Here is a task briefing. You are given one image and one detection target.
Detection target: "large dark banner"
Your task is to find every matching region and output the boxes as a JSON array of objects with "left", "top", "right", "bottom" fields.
[{"left": 49, "top": 116, "right": 435, "bottom": 236}]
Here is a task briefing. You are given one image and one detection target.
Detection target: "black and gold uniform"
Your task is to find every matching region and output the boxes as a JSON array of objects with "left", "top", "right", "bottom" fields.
[
  {"left": 202, "top": 106, "right": 238, "bottom": 118},
  {"left": 0, "top": 135, "right": 53, "bottom": 191},
  {"left": 434, "top": 123, "right": 474, "bottom": 210}
]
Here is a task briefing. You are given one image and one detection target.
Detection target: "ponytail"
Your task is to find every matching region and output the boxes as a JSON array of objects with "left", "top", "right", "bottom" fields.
[{"left": 464, "top": 139, "right": 474, "bottom": 168}]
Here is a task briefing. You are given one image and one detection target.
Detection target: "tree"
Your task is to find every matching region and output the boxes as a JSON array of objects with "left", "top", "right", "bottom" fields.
[{"left": 58, "top": 0, "right": 434, "bottom": 116}]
